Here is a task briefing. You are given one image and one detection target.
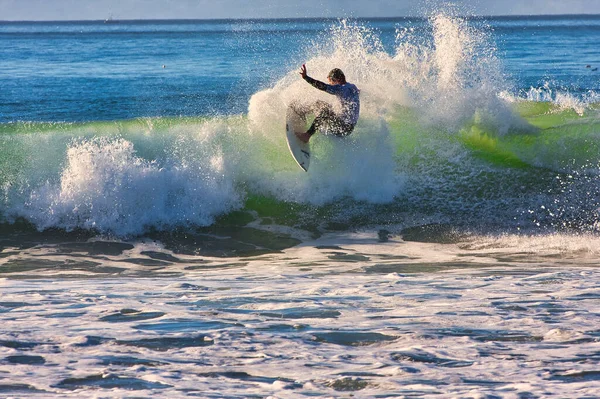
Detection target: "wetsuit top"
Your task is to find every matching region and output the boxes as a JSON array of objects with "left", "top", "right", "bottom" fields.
[{"left": 303, "top": 76, "right": 360, "bottom": 126}]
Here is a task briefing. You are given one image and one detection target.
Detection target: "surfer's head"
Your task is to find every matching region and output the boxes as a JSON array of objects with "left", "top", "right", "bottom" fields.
[{"left": 328, "top": 68, "right": 346, "bottom": 84}]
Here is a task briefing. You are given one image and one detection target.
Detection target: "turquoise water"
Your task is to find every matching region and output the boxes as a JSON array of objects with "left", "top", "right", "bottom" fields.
[{"left": 1, "top": 13, "right": 600, "bottom": 398}]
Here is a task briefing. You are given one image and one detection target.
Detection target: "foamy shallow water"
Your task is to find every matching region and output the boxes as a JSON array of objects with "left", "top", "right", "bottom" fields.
[{"left": 1, "top": 233, "right": 599, "bottom": 398}]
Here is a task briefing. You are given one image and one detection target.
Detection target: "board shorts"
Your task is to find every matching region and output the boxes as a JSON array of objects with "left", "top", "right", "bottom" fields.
[{"left": 321, "top": 116, "right": 355, "bottom": 136}]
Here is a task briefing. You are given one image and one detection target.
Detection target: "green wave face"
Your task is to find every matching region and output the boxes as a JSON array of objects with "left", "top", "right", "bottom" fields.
[
  {"left": 0, "top": 101, "right": 599, "bottom": 236},
  {"left": 458, "top": 102, "right": 600, "bottom": 171}
]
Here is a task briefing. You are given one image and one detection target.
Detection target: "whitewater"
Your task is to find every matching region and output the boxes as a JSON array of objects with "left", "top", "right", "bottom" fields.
[{"left": 0, "top": 13, "right": 599, "bottom": 398}]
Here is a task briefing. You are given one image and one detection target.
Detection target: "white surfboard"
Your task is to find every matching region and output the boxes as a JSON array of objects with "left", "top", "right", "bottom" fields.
[{"left": 285, "top": 105, "right": 310, "bottom": 172}]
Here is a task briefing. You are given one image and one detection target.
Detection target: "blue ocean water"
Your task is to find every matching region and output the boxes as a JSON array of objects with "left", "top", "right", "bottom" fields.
[
  {"left": 1, "top": 13, "right": 600, "bottom": 398},
  {"left": 1, "top": 15, "right": 599, "bottom": 123}
]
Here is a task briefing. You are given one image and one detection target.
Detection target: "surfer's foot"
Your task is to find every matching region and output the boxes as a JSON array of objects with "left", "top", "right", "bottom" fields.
[{"left": 296, "top": 131, "right": 311, "bottom": 143}]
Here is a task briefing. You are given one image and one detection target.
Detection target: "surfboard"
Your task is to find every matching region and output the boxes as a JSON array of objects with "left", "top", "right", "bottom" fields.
[{"left": 285, "top": 105, "right": 310, "bottom": 172}]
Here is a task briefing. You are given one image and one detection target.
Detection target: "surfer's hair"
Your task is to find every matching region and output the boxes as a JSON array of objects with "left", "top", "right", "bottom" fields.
[{"left": 328, "top": 68, "right": 346, "bottom": 83}]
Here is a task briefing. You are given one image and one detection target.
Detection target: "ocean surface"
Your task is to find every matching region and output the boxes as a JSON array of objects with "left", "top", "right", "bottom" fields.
[{"left": 1, "top": 13, "right": 600, "bottom": 398}]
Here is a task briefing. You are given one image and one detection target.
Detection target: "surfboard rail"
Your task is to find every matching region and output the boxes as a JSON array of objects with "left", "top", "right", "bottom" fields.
[{"left": 285, "top": 105, "right": 311, "bottom": 171}]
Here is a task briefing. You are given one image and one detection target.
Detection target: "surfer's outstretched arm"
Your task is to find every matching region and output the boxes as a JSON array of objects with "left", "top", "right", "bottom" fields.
[{"left": 300, "top": 64, "right": 328, "bottom": 91}]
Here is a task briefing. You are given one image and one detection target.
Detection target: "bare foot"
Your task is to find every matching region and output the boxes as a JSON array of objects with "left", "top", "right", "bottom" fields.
[{"left": 295, "top": 131, "right": 311, "bottom": 143}]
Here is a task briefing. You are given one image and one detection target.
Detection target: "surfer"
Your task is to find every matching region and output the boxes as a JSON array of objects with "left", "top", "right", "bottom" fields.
[{"left": 296, "top": 64, "right": 360, "bottom": 143}]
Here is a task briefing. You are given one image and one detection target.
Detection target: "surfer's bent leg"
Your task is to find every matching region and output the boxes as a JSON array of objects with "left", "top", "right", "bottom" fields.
[
  {"left": 306, "top": 102, "right": 355, "bottom": 137},
  {"left": 306, "top": 101, "right": 336, "bottom": 136}
]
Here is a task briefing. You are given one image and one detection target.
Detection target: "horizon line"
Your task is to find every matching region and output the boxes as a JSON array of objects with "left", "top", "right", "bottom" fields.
[{"left": 1, "top": 13, "right": 600, "bottom": 23}]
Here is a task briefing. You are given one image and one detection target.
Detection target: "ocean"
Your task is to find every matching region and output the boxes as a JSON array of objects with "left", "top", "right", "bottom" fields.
[{"left": 1, "top": 13, "right": 599, "bottom": 398}]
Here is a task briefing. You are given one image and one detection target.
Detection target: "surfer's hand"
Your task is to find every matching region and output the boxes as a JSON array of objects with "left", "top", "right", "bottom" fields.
[{"left": 300, "top": 64, "right": 307, "bottom": 79}]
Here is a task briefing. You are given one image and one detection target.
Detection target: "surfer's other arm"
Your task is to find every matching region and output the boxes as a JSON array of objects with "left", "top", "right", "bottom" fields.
[{"left": 300, "top": 64, "right": 328, "bottom": 91}]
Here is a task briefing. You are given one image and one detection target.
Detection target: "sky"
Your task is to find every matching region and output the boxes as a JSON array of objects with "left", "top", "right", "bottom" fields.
[{"left": 1, "top": 0, "right": 600, "bottom": 21}]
